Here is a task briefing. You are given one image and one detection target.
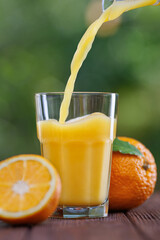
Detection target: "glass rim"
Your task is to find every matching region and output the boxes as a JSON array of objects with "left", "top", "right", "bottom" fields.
[{"left": 35, "top": 92, "right": 119, "bottom": 97}]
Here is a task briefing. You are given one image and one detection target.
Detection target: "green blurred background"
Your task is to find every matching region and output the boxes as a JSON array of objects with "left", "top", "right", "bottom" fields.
[{"left": 0, "top": 0, "right": 159, "bottom": 189}]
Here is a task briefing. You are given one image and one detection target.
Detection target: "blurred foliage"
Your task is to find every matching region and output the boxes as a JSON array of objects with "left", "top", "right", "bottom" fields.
[{"left": 0, "top": 0, "right": 159, "bottom": 189}]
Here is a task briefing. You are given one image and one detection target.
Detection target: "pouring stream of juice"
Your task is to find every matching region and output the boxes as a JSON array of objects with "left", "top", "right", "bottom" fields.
[{"left": 59, "top": 0, "right": 159, "bottom": 123}]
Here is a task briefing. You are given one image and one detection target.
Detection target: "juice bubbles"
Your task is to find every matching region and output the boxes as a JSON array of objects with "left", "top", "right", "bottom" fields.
[{"left": 37, "top": 113, "right": 116, "bottom": 206}]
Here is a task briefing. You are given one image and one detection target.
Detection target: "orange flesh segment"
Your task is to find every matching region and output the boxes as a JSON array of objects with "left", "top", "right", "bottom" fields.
[{"left": 0, "top": 160, "right": 52, "bottom": 212}]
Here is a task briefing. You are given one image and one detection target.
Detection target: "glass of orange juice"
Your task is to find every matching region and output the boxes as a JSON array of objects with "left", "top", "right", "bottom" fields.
[{"left": 35, "top": 92, "right": 118, "bottom": 218}]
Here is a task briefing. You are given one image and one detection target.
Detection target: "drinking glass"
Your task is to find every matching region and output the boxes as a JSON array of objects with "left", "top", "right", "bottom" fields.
[{"left": 35, "top": 92, "right": 118, "bottom": 218}]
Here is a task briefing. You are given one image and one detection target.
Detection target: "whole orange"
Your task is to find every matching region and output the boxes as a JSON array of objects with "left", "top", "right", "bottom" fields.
[{"left": 109, "top": 137, "right": 157, "bottom": 211}]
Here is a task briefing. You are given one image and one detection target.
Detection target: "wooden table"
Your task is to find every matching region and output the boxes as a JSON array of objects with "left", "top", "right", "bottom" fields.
[{"left": 0, "top": 192, "right": 159, "bottom": 240}]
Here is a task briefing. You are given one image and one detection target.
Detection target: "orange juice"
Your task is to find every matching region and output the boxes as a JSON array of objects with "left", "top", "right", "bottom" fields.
[{"left": 37, "top": 113, "right": 116, "bottom": 205}]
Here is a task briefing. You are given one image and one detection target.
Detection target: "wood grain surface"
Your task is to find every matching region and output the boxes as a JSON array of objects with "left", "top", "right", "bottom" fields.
[{"left": 0, "top": 192, "right": 159, "bottom": 240}]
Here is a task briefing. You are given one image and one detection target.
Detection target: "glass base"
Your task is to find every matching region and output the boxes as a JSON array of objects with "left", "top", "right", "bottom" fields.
[{"left": 52, "top": 199, "right": 108, "bottom": 219}]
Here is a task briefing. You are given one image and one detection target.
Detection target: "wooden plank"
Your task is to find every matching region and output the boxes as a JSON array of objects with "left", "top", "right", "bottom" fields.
[
  {"left": 0, "top": 222, "right": 28, "bottom": 240},
  {"left": 126, "top": 193, "right": 160, "bottom": 240},
  {"left": 28, "top": 213, "right": 142, "bottom": 240}
]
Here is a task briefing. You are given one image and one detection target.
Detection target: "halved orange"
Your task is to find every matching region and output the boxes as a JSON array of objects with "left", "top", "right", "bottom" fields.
[{"left": 0, "top": 154, "right": 61, "bottom": 224}]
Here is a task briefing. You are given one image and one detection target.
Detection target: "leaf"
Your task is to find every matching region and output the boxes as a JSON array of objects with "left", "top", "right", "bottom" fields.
[{"left": 113, "top": 138, "right": 143, "bottom": 156}]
